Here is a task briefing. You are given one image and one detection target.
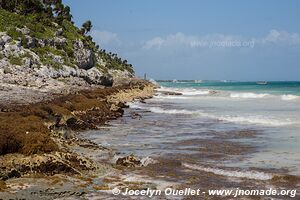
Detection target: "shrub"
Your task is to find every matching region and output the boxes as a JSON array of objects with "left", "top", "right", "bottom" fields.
[
  {"left": 8, "top": 56, "right": 23, "bottom": 65},
  {"left": 6, "top": 27, "right": 22, "bottom": 40}
]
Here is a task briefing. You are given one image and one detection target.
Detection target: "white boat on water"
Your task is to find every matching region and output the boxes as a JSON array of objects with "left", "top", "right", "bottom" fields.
[{"left": 172, "top": 79, "right": 178, "bottom": 83}]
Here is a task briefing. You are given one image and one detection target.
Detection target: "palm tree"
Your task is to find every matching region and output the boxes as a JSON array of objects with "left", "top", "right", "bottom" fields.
[
  {"left": 63, "top": 6, "right": 72, "bottom": 21},
  {"left": 81, "top": 20, "right": 92, "bottom": 34}
]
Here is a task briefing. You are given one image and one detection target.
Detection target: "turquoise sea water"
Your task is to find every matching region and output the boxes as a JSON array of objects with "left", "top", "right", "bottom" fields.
[
  {"left": 85, "top": 80, "right": 300, "bottom": 183},
  {"left": 158, "top": 81, "right": 300, "bottom": 96},
  {"left": 151, "top": 80, "right": 300, "bottom": 175}
]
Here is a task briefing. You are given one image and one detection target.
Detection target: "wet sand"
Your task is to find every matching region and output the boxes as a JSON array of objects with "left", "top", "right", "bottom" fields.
[{"left": 79, "top": 103, "right": 299, "bottom": 199}]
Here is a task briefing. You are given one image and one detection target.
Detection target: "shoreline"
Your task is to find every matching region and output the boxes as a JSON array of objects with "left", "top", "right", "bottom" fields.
[
  {"left": 1, "top": 82, "right": 300, "bottom": 199},
  {"left": 0, "top": 79, "right": 156, "bottom": 198}
]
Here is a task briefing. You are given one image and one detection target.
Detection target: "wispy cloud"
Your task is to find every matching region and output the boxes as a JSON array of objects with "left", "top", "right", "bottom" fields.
[
  {"left": 90, "top": 30, "right": 120, "bottom": 46},
  {"left": 143, "top": 32, "right": 252, "bottom": 49},
  {"left": 261, "top": 29, "right": 300, "bottom": 45},
  {"left": 142, "top": 30, "right": 300, "bottom": 50}
]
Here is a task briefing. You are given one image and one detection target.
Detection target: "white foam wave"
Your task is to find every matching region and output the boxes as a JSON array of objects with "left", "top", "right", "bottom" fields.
[
  {"left": 230, "top": 92, "right": 269, "bottom": 99},
  {"left": 158, "top": 87, "right": 300, "bottom": 102},
  {"left": 128, "top": 103, "right": 297, "bottom": 126},
  {"left": 216, "top": 115, "right": 296, "bottom": 126},
  {"left": 148, "top": 107, "right": 199, "bottom": 115},
  {"left": 281, "top": 94, "right": 298, "bottom": 101},
  {"left": 154, "top": 95, "right": 190, "bottom": 100},
  {"left": 182, "top": 90, "right": 210, "bottom": 95},
  {"left": 183, "top": 163, "right": 273, "bottom": 180},
  {"left": 157, "top": 87, "right": 210, "bottom": 96},
  {"left": 128, "top": 103, "right": 199, "bottom": 115},
  {"left": 140, "top": 157, "right": 158, "bottom": 166}
]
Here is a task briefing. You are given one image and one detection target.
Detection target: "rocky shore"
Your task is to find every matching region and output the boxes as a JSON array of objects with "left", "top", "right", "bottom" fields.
[
  {"left": 0, "top": 78, "right": 155, "bottom": 199},
  {"left": 0, "top": 1, "right": 162, "bottom": 198}
]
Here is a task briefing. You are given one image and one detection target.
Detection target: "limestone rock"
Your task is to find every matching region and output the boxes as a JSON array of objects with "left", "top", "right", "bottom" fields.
[
  {"left": 25, "top": 35, "right": 39, "bottom": 48},
  {"left": 0, "top": 33, "right": 12, "bottom": 47},
  {"left": 16, "top": 27, "right": 30, "bottom": 35},
  {"left": 73, "top": 40, "right": 95, "bottom": 70},
  {"left": 54, "top": 37, "right": 66, "bottom": 47},
  {"left": 80, "top": 67, "right": 113, "bottom": 86},
  {"left": 55, "top": 28, "right": 63, "bottom": 36}
]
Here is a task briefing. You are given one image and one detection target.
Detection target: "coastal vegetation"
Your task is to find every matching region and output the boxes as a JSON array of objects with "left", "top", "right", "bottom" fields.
[
  {"left": 0, "top": 1, "right": 156, "bottom": 197},
  {"left": 0, "top": 0, "right": 134, "bottom": 72}
]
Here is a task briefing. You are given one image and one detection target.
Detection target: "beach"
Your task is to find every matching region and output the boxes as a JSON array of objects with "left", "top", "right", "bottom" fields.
[
  {"left": 0, "top": 80, "right": 299, "bottom": 199},
  {"left": 1, "top": 0, "right": 299, "bottom": 199},
  {"left": 0, "top": 79, "right": 157, "bottom": 199},
  {"left": 80, "top": 81, "right": 300, "bottom": 199}
]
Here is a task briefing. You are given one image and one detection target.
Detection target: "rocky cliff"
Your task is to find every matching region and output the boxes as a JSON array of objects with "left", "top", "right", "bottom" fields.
[{"left": 0, "top": 2, "right": 134, "bottom": 98}]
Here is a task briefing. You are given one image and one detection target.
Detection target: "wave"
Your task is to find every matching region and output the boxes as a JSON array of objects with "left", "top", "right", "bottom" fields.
[
  {"left": 157, "top": 87, "right": 210, "bottom": 96},
  {"left": 147, "top": 107, "right": 199, "bottom": 115},
  {"left": 154, "top": 95, "right": 190, "bottom": 100},
  {"left": 183, "top": 163, "right": 273, "bottom": 180},
  {"left": 230, "top": 92, "right": 269, "bottom": 99},
  {"left": 128, "top": 103, "right": 200, "bottom": 115},
  {"left": 157, "top": 87, "right": 300, "bottom": 101},
  {"left": 128, "top": 103, "right": 297, "bottom": 126},
  {"left": 216, "top": 115, "right": 296, "bottom": 126},
  {"left": 281, "top": 95, "right": 298, "bottom": 101}
]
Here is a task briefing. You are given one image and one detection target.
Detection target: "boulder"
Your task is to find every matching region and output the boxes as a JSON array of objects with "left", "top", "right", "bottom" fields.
[
  {"left": 16, "top": 27, "right": 30, "bottom": 35},
  {"left": 116, "top": 154, "right": 141, "bottom": 167},
  {"left": 53, "top": 37, "right": 66, "bottom": 47},
  {"left": 3, "top": 43, "right": 25, "bottom": 57},
  {"left": 25, "top": 35, "right": 39, "bottom": 48},
  {"left": 73, "top": 40, "right": 95, "bottom": 70},
  {"left": 82, "top": 67, "right": 113, "bottom": 86},
  {"left": 58, "top": 65, "right": 77, "bottom": 78},
  {"left": 0, "top": 33, "right": 12, "bottom": 47}
]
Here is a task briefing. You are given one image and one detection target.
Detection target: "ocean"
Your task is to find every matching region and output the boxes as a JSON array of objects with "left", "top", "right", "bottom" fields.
[
  {"left": 84, "top": 80, "right": 300, "bottom": 197},
  {"left": 154, "top": 81, "right": 300, "bottom": 175}
]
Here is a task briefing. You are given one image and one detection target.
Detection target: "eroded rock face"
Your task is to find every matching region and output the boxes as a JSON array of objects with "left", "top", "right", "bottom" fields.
[
  {"left": 84, "top": 67, "right": 113, "bottom": 86},
  {"left": 73, "top": 40, "right": 95, "bottom": 70},
  {"left": 0, "top": 33, "right": 12, "bottom": 48},
  {"left": 35, "top": 65, "right": 113, "bottom": 87},
  {"left": 0, "top": 31, "right": 133, "bottom": 92}
]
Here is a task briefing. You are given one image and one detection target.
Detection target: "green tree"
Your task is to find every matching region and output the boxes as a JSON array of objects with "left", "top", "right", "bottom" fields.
[{"left": 81, "top": 20, "right": 92, "bottom": 34}]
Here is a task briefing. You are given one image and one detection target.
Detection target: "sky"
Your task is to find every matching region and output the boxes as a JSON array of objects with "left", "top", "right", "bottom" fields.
[{"left": 63, "top": 0, "right": 300, "bottom": 81}]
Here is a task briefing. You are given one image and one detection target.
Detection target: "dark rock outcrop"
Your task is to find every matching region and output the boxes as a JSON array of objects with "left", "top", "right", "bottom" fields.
[{"left": 116, "top": 154, "right": 141, "bottom": 167}]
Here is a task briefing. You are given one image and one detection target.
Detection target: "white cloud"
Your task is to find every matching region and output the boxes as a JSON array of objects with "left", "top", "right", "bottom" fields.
[
  {"left": 90, "top": 30, "right": 120, "bottom": 46},
  {"left": 143, "top": 37, "right": 164, "bottom": 49},
  {"left": 261, "top": 29, "right": 300, "bottom": 45},
  {"left": 143, "top": 32, "right": 249, "bottom": 49},
  {"left": 143, "top": 30, "right": 300, "bottom": 50},
  {"left": 143, "top": 32, "right": 202, "bottom": 49}
]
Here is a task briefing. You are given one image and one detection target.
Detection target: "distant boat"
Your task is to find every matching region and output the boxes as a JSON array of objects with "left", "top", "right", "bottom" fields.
[
  {"left": 172, "top": 79, "right": 178, "bottom": 83},
  {"left": 194, "top": 80, "right": 202, "bottom": 83},
  {"left": 256, "top": 81, "right": 268, "bottom": 85}
]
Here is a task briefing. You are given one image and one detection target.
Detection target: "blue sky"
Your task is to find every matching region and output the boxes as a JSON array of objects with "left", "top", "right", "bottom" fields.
[{"left": 63, "top": 0, "right": 300, "bottom": 80}]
